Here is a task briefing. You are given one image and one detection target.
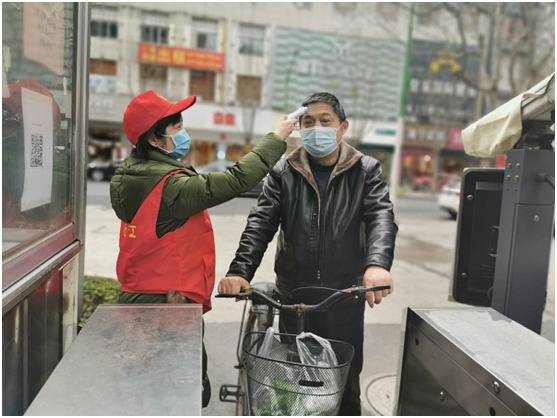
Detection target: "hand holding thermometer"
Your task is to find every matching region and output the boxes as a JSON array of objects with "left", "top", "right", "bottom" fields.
[
  {"left": 287, "top": 106, "right": 309, "bottom": 120},
  {"left": 274, "top": 107, "right": 308, "bottom": 139}
]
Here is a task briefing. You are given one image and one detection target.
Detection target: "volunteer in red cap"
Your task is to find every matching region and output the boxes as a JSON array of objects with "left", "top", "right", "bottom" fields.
[{"left": 110, "top": 90, "right": 296, "bottom": 407}]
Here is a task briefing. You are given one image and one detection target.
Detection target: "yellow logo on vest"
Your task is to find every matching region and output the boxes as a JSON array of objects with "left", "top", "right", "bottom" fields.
[{"left": 123, "top": 224, "right": 138, "bottom": 239}]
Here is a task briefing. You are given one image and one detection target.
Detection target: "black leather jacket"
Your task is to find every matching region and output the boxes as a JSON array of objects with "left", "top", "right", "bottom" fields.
[{"left": 227, "top": 142, "right": 398, "bottom": 293}]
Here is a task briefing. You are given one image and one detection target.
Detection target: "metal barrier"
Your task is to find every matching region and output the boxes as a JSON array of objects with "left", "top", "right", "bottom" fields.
[{"left": 25, "top": 304, "right": 202, "bottom": 416}]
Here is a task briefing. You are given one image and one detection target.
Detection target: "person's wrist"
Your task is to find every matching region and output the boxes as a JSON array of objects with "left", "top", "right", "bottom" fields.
[
  {"left": 226, "top": 274, "right": 249, "bottom": 282},
  {"left": 273, "top": 130, "right": 287, "bottom": 140},
  {"left": 365, "top": 265, "right": 387, "bottom": 274}
]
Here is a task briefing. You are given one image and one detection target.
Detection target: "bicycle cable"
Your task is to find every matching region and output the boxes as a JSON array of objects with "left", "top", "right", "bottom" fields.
[{"left": 236, "top": 298, "right": 248, "bottom": 365}]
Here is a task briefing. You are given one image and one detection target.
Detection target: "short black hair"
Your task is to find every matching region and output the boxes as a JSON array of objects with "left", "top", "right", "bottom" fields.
[
  {"left": 301, "top": 92, "right": 347, "bottom": 122},
  {"left": 135, "top": 112, "right": 183, "bottom": 159}
]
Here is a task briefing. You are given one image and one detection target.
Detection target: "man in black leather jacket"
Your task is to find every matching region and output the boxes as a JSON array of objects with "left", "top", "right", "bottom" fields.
[{"left": 219, "top": 92, "right": 398, "bottom": 415}]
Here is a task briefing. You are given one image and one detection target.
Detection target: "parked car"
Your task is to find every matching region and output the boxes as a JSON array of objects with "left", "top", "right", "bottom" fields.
[
  {"left": 437, "top": 178, "right": 461, "bottom": 220},
  {"left": 411, "top": 174, "right": 451, "bottom": 192},
  {"left": 87, "top": 160, "right": 122, "bottom": 182},
  {"left": 196, "top": 159, "right": 265, "bottom": 198}
]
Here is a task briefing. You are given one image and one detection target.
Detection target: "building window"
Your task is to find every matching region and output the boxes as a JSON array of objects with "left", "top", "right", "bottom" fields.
[
  {"left": 193, "top": 18, "right": 218, "bottom": 51},
  {"left": 416, "top": 6, "right": 434, "bottom": 27},
  {"left": 239, "top": 24, "right": 264, "bottom": 56},
  {"left": 456, "top": 82, "right": 466, "bottom": 97},
  {"left": 376, "top": 3, "right": 398, "bottom": 22},
  {"left": 141, "top": 25, "right": 169, "bottom": 44},
  {"left": 89, "top": 59, "right": 117, "bottom": 94},
  {"left": 91, "top": 20, "right": 118, "bottom": 38},
  {"left": 190, "top": 70, "right": 215, "bottom": 102},
  {"left": 237, "top": 75, "right": 262, "bottom": 105},
  {"left": 294, "top": 2, "right": 312, "bottom": 10},
  {"left": 432, "top": 80, "right": 444, "bottom": 94},
  {"left": 90, "top": 59, "right": 117, "bottom": 76},
  {"left": 140, "top": 64, "right": 168, "bottom": 93}
]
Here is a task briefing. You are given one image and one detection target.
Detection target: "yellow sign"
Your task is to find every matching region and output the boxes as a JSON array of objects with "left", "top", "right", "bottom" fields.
[{"left": 430, "top": 50, "right": 462, "bottom": 74}]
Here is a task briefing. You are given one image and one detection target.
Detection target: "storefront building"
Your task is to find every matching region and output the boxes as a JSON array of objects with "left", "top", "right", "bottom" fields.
[
  {"left": 401, "top": 122, "right": 498, "bottom": 191},
  {"left": 2, "top": 3, "right": 90, "bottom": 414},
  {"left": 355, "top": 121, "right": 401, "bottom": 186},
  {"left": 86, "top": 3, "right": 405, "bottom": 178}
]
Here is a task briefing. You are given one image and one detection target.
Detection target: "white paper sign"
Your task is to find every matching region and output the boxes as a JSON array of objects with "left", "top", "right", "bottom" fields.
[
  {"left": 2, "top": 69, "right": 9, "bottom": 98},
  {"left": 20, "top": 87, "right": 54, "bottom": 211}
]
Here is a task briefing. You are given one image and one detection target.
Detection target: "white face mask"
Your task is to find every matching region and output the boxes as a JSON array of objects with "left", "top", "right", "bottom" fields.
[{"left": 300, "top": 127, "right": 338, "bottom": 158}]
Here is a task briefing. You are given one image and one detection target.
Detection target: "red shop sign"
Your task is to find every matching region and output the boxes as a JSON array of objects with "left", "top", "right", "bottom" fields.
[{"left": 214, "top": 112, "right": 236, "bottom": 126}]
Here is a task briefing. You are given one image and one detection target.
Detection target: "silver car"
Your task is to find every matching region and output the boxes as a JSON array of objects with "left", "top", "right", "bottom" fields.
[{"left": 437, "top": 178, "right": 461, "bottom": 220}]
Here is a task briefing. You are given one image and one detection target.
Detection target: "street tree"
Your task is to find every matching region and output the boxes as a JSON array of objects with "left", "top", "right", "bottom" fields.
[
  {"left": 417, "top": 2, "right": 555, "bottom": 116},
  {"left": 360, "top": 2, "right": 554, "bottom": 118}
]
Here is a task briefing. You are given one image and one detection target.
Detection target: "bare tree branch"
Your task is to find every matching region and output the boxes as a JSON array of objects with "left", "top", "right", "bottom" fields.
[
  {"left": 508, "top": 45, "right": 521, "bottom": 95},
  {"left": 491, "top": 3, "right": 504, "bottom": 95},
  {"left": 518, "top": 3, "right": 529, "bottom": 29},
  {"left": 396, "top": 2, "right": 445, "bottom": 16},
  {"left": 466, "top": 2, "right": 491, "bottom": 16},
  {"left": 522, "top": 48, "right": 556, "bottom": 90},
  {"left": 441, "top": 2, "right": 481, "bottom": 92},
  {"left": 442, "top": 2, "right": 468, "bottom": 56}
]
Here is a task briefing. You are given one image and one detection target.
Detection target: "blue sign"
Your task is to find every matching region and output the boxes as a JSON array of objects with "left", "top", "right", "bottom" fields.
[{"left": 374, "top": 128, "right": 397, "bottom": 136}]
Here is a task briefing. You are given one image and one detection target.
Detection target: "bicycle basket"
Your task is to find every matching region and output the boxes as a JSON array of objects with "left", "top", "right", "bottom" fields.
[{"left": 242, "top": 331, "right": 354, "bottom": 416}]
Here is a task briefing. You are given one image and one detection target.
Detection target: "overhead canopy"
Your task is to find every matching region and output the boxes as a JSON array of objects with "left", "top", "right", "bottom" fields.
[{"left": 462, "top": 73, "right": 555, "bottom": 157}]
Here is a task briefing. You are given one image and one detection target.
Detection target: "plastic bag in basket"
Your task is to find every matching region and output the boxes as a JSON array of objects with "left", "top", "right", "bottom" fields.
[
  {"left": 296, "top": 332, "right": 338, "bottom": 367},
  {"left": 258, "top": 327, "right": 276, "bottom": 356},
  {"left": 295, "top": 332, "right": 341, "bottom": 415},
  {"left": 252, "top": 328, "right": 303, "bottom": 415}
]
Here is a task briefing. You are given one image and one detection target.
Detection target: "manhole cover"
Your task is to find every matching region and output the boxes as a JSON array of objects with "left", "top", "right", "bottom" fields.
[{"left": 362, "top": 373, "right": 397, "bottom": 416}]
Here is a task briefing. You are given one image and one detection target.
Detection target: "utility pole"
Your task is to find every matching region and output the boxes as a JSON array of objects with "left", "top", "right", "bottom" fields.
[
  {"left": 392, "top": 2, "right": 415, "bottom": 204},
  {"left": 398, "top": 3, "right": 415, "bottom": 119}
]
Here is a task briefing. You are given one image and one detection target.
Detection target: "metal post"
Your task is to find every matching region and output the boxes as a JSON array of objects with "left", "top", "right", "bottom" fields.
[
  {"left": 392, "top": 3, "right": 415, "bottom": 204},
  {"left": 74, "top": 3, "right": 91, "bottom": 322},
  {"left": 397, "top": 3, "right": 415, "bottom": 119}
]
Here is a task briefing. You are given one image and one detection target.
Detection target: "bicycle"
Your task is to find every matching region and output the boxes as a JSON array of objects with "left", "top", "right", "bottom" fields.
[{"left": 217, "top": 283, "right": 391, "bottom": 415}]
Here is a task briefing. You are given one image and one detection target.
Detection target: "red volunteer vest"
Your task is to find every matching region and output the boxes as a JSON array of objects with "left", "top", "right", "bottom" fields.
[{"left": 116, "top": 169, "right": 216, "bottom": 313}]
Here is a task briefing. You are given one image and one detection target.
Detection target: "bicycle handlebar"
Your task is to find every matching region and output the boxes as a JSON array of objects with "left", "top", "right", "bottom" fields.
[{"left": 216, "top": 285, "right": 391, "bottom": 313}]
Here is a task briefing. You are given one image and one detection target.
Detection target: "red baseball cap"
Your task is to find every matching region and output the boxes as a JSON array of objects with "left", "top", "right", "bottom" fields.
[{"left": 123, "top": 90, "right": 196, "bottom": 144}]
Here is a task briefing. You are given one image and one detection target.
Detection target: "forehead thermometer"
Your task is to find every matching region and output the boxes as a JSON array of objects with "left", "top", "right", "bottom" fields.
[{"left": 287, "top": 106, "right": 309, "bottom": 119}]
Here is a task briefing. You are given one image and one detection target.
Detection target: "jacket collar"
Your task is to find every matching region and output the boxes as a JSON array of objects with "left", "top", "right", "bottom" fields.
[
  {"left": 130, "top": 149, "right": 197, "bottom": 176},
  {"left": 286, "top": 141, "right": 362, "bottom": 183}
]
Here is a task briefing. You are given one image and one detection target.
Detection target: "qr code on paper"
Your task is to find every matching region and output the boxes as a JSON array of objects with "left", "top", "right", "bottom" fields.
[{"left": 30, "top": 134, "right": 44, "bottom": 168}]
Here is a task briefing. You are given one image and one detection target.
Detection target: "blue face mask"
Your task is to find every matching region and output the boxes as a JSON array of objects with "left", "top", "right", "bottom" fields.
[
  {"left": 162, "top": 129, "right": 192, "bottom": 160},
  {"left": 300, "top": 127, "right": 338, "bottom": 158}
]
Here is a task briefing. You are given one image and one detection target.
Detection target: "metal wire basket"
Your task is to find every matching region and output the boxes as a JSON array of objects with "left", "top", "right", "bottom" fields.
[{"left": 242, "top": 331, "right": 354, "bottom": 416}]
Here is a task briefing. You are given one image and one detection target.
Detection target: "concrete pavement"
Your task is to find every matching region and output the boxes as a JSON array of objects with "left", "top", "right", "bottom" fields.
[{"left": 84, "top": 183, "right": 554, "bottom": 415}]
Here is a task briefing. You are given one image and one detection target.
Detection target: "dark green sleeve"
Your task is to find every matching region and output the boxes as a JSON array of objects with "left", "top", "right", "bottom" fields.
[{"left": 162, "top": 132, "right": 286, "bottom": 220}]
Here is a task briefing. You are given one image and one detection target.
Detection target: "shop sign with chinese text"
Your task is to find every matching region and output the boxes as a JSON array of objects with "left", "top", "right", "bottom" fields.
[{"left": 138, "top": 43, "right": 225, "bottom": 72}]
